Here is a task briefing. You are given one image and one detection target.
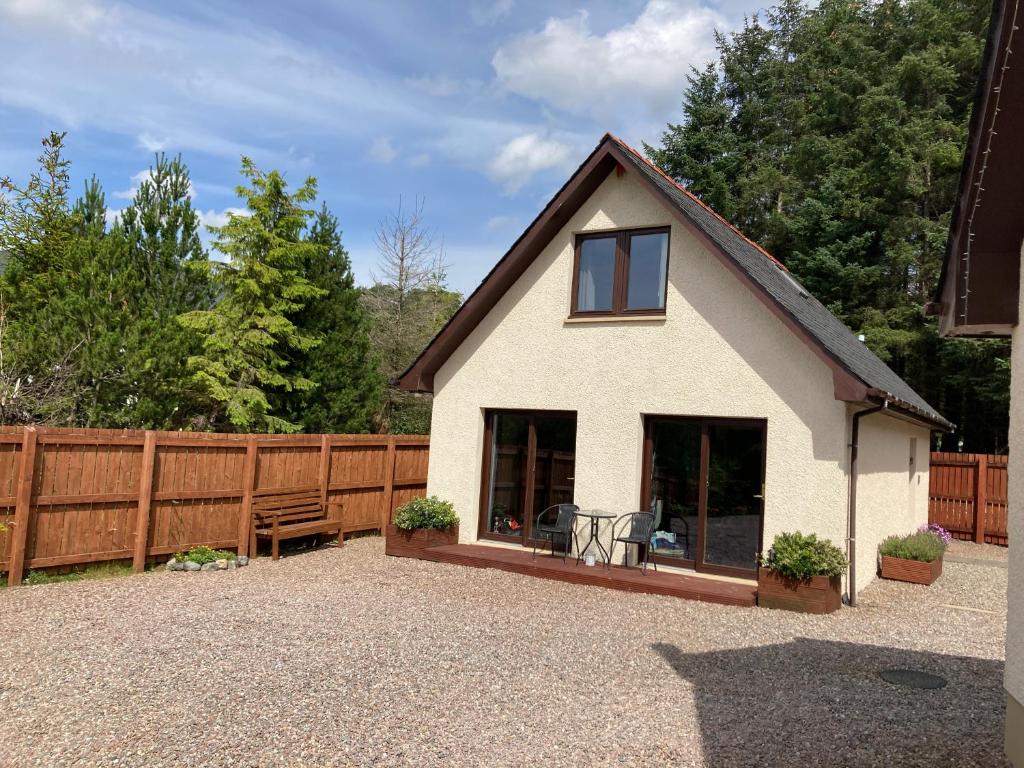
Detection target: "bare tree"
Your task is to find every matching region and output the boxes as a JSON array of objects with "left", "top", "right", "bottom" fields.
[{"left": 362, "top": 198, "right": 459, "bottom": 431}]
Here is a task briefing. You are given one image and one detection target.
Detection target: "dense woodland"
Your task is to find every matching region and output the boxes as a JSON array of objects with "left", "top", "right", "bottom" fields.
[
  {"left": 0, "top": 134, "right": 458, "bottom": 434},
  {"left": 0, "top": 0, "right": 1009, "bottom": 448},
  {"left": 647, "top": 0, "right": 1007, "bottom": 452}
]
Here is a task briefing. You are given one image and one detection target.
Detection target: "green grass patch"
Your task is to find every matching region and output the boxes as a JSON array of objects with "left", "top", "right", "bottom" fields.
[
  {"left": 173, "top": 545, "right": 236, "bottom": 565},
  {"left": 16, "top": 560, "right": 134, "bottom": 587}
]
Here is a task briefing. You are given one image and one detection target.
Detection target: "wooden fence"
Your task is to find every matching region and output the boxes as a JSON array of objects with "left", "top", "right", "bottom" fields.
[
  {"left": 928, "top": 451, "right": 1008, "bottom": 545},
  {"left": 0, "top": 426, "right": 429, "bottom": 585}
]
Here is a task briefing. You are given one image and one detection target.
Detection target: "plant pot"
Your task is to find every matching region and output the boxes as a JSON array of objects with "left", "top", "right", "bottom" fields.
[
  {"left": 880, "top": 555, "right": 942, "bottom": 585},
  {"left": 385, "top": 524, "right": 459, "bottom": 560},
  {"left": 757, "top": 568, "right": 842, "bottom": 614}
]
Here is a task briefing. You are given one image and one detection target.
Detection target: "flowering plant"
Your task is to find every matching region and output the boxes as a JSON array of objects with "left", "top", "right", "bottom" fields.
[{"left": 918, "top": 523, "right": 952, "bottom": 544}]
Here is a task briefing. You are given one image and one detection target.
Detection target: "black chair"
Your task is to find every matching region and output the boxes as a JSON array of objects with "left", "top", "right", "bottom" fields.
[
  {"left": 609, "top": 512, "right": 658, "bottom": 573},
  {"left": 532, "top": 503, "right": 580, "bottom": 562}
]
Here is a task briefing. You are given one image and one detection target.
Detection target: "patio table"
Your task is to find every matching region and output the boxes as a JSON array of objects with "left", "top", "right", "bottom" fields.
[{"left": 573, "top": 510, "right": 616, "bottom": 566}]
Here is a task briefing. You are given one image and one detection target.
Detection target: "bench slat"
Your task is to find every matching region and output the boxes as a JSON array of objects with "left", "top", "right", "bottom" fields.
[
  {"left": 253, "top": 514, "right": 325, "bottom": 530},
  {"left": 253, "top": 505, "right": 323, "bottom": 519},
  {"left": 254, "top": 520, "right": 342, "bottom": 540},
  {"left": 253, "top": 494, "right": 321, "bottom": 508},
  {"left": 251, "top": 501, "right": 319, "bottom": 514}
]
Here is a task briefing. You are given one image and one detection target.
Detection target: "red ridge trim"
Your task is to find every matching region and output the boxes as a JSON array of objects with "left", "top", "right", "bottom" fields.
[{"left": 606, "top": 133, "right": 789, "bottom": 271}]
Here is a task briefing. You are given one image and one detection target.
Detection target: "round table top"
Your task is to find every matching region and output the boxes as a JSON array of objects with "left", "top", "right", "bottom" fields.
[{"left": 574, "top": 509, "right": 616, "bottom": 519}]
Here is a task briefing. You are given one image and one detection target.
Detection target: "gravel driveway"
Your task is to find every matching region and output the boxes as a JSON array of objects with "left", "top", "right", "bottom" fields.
[{"left": 0, "top": 537, "right": 1008, "bottom": 768}]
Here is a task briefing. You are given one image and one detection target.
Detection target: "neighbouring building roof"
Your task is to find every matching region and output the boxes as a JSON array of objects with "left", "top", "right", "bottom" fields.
[
  {"left": 932, "top": 0, "right": 1024, "bottom": 337},
  {"left": 399, "top": 133, "right": 951, "bottom": 431}
]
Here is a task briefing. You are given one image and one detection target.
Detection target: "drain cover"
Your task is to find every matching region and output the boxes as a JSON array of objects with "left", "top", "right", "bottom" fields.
[{"left": 880, "top": 669, "right": 948, "bottom": 689}]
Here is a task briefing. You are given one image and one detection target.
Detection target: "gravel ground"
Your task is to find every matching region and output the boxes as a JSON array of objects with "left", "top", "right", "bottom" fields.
[
  {"left": 0, "top": 537, "right": 1008, "bottom": 768},
  {"left": 947, "top": 539, "right": 1009, "bottom": 562}
]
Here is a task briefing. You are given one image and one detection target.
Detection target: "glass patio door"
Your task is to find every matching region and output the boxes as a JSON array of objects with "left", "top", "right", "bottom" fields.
[
  {"left": 481, "top": 411, "right": 577, "bottom": 544},
  {"left": 702, "top": 423, "right": 764, "bottom": 573},
  {"left": 644, "top": 417, "right": 765, "bottom": 577}
]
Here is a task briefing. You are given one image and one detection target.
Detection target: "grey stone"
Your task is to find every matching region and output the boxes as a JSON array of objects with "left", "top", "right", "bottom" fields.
[
  {"left": 200, "top": 562, "right": 218, "bottom": 571},
  {"left": 227, "top": 559, "right": 237, "bottom": 570},
  {"left": 182, "top": 561, "right": 201, "bottom": 572},
  {"left": 165, "top": 560, "right": 177, "bottom": 572},
  {"left": 237, "top": 556, "right": 249, "bottom": 567}
]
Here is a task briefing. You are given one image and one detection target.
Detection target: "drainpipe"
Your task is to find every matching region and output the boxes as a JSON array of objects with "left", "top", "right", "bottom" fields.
[{"left": 847, "top": 400, "right": 888, "bottom": 607}]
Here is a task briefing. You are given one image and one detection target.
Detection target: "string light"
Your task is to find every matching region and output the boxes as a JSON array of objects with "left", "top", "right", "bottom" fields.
[{"left": 961, "top": 1, "right": 1021, "bottom": 322}]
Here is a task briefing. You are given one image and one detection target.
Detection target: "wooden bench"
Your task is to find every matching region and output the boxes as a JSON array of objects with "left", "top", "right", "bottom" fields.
[{"left": 249, "top": 487, "right": 343, "bottom": 560}]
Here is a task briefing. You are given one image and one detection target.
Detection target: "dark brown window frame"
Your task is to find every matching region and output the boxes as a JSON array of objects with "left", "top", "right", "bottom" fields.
[
  {"left": 570, "top": 226, "right": 671, "bottom": 318},
  {"left": 478, "top": 408, "right": 578, "bottom": 546},
  {"left": 639, "top": 414, "right": 767, "bottom": 579}
]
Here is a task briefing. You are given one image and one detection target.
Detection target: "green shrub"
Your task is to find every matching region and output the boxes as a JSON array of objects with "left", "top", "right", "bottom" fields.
[
  {"left": 762, "top": 531, "right": 848, "bottom": 580},
  {"left": 175, "top": 545, "right": 236, "bottom": 565},
  {"left": 879, "top": 531, "right": 946, "bottom": 562},
  {"left": 393, "top": 496, "right": 458, "bottom": 530}
]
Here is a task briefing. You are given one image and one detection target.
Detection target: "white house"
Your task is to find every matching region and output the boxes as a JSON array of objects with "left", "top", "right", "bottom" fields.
[{"left": 401, "top": 133, "right": 949, "bottom": 598}]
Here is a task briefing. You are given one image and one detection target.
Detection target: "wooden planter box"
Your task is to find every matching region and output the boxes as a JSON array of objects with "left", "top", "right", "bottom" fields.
[
  {"left": 384, "top": 524, "right": 459, "bottom": 560},
  {"left": 880, "top": 555, "right": 942, "bottom": 585},
  {"left": 757, "top": 568, "right": 842, "bottom": 614}
]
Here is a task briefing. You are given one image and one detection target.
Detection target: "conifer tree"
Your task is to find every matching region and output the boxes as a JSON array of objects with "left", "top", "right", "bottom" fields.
[
  {"left": 648, "top": 0, "right": 1003, "bottom": 450},
  {"left": 115, "top": 155, "right": 213, "bottom": 428},
  {"left": 178, "top": 158, "right": 324, "bottom": 433},
  {"left": 285, "top": 204, "right": 382, "bottom": 433}
]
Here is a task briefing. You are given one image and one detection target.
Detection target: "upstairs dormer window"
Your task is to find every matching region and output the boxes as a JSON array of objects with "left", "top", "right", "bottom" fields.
[{"left": 571, "top": 227, "right": 669, "bottom": 316}]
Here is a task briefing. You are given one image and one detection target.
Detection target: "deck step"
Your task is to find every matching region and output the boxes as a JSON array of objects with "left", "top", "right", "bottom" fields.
[{"left": 423, "top": 543, "right": 757, "bottom": 607}]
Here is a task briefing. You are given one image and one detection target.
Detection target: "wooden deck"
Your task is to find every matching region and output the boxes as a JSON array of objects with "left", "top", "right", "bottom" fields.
[{"left": 420, "top": 543, "right": 757, "bottom": 607}]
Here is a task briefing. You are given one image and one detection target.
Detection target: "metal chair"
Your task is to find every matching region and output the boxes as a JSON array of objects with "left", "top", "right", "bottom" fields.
[
  {"left": 532, "top": 503, "right": 580, "bottom": 562},
  {"left": 609, "top": 512, "right": 658, "bottom": 573}
]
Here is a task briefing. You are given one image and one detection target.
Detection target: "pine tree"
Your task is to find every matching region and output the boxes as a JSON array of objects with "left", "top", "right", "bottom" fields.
[
  {"left": 285, "top": 204, "right": 382, "bottom": 433},
  {"left": 115, "top": 154, "right": 213, "bottom": 428},
  {"left": 648, "top": 0, "right": 1003, "bottom": 450},
  {"left": 178, "top": 158, "right": 324, "bottom": 433},
  {"left": 1, "top": 135, "right": 141, "bottom": 426}
]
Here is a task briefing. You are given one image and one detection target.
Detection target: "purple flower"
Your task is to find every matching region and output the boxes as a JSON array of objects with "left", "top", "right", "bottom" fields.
[{"left": 918, "top": 523, "right": 953, "bottom": 544}]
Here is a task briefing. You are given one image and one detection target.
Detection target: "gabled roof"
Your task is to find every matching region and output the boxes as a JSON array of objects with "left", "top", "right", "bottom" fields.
[
  {"left": 932, "top": 0, "right": 1024, "bottom": 336},
  {"left": 399, "top": 134, "right": 951, "bottom": 431}
]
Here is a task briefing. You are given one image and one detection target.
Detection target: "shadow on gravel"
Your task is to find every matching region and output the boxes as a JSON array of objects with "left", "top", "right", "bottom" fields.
[{"left": 653, "top": 638, "right": 1007, "bottom": 768}]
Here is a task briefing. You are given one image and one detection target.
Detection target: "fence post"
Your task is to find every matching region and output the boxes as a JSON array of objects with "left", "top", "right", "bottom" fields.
[
  {"left": 131, "top": 431, "right": 158, "bottom": 573},
  {"left": 974, "top": 454, "right": 988, "bottom": 544},
  {"left": 318, "top": 435, "right": 331, "bottom": 508},
  {"left": 380, "top": 436, "right": 397, "bottom": 532},
  {"left": 8, "top": 427, "right": 38, "bottom": 587},
  {"left": 236, "top": 436, "right": 258, "bottom": 557}
]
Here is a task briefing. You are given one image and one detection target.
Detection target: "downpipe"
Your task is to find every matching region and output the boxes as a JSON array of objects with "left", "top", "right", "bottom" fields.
[{"left": 846, "top": 400, "right": 888, "bottom": 607}]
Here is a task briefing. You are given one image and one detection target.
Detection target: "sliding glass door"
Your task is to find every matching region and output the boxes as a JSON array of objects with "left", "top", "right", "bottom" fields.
[
  {"left": 480, "top": 410, "right": 577, "bottom": 544},
  {"left": 643, "top": 416, "right": 765, "bottom": 577}
]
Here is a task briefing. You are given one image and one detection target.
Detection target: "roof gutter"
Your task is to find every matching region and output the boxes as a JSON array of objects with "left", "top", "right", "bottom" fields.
[{"left": 847, "top": 400, "right": 888, "bottom": 607}]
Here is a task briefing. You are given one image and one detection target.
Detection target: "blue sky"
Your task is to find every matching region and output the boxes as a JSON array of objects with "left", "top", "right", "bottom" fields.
[{"left": 0, "top": 0, "right": 761, "bottom": 295}]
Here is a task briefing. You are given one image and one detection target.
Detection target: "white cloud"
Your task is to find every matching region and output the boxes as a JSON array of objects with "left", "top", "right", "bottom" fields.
[
  {"left": 471, "top": 0, "right": 515, "bottom": 26},
  {"left": 137, "top": 132, "right": 168, "bottom": 153},
  {"left": 409, "top": 153, "right": 431, "bottom": 168},
  {"left": 369, "top": 136, "right": 398, "bottom": 164},
  {"left": 492, "top": 1, "right": 724, "bottom": 121},
  {"left": 197, "top": 207, "right": 247, "bottom": 230},
  {"left": 0, "top": 0, "right": 419, "bottom": 163},
  {"left": 487, "top": 132, "right": 575, "bottom": 194}
]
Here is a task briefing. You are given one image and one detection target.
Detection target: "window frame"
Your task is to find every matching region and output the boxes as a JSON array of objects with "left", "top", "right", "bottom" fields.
[{"left": 569, "top": 226, "right": 671, "bottom": 318}]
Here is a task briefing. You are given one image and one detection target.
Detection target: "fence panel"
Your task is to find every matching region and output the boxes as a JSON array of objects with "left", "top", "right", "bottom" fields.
[
  {"left": 928, "top": 452, "right": 1008, "bottom": 545},
  {"left": 0, "top": 427, "right": 429, "bottom": 583}
]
